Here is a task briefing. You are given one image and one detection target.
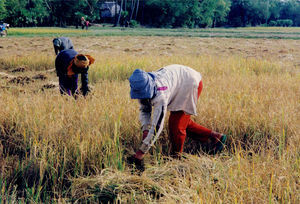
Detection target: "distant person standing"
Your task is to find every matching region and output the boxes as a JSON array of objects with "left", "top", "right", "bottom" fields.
[
  {"left": 85, "top": 20, "right": 90, "bottom": 30},
  {"left": 55, "top": 49, "right": 95, "bottom": 97},
  {"left": 81, "top": 17, "right": 86, "bottom": 30},
  {"left": 53, "top": 37, "right": 74, "bottom": 55}
]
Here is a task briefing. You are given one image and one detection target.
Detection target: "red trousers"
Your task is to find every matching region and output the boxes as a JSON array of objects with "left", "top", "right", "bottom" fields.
[{"left": 168, "top": 81, "right": 218, "bottom": 153}]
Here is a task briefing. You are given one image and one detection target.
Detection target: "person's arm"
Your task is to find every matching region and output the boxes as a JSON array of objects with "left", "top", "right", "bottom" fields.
[
  {"left": 130, "top": 98, "right": 167, "bottom": 171},
  {"left": 68, "top": 38, "right": 74, "bottom": 49},
  {"left": 55, "top": 56, "right": 63, "bottom": 76},
  {"left": 139, "top": 99, "right": 168, "bottom": 154},
  {"left": 139, "top": 99, "right": 152, "bottom": 130},
  {"left": 138, "top": 99, "right": 152, "bottom": 140},
  {"left": 81, "top": 68, "right": 89, "bottom": 96},
  {"left": 54, "top": 46, "right": 59, "bottom": 55}
]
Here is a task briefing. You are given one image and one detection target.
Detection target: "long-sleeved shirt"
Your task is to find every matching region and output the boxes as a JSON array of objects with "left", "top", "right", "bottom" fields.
[
  {"left": 139, "top": 64, "right": 202, "bottom": 153},
  {"left": 55, "top": 49, "right": 89, "bottom": 95}
]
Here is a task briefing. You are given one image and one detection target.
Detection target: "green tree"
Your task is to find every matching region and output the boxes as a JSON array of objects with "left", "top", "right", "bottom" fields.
[
  {"left": 0, "top": 0, "right": 6, "bottom": 20},
  {"left": 247, "top": 0, "right": 279, "bottom": 25},
  {"left": 4, "top": 0, "right": 48, "bottom": 26},
  {"left": 268, "top": 0, "right": 281, "bottom": 22},
  {"left": 44, "top": 0, "right": 82, "bottom": 27},
  {"left": 4, "top": 0, "right": 24, "bottom": 26},
  {"left": 1, "top": 0, "right": 299, "bottom": 28},
  {"left": 228, "top": 0, "right": 297, "bottom": 27},
  {"left": 198, "top": 0, "right": 231, "bottom": 27},
  {"left": 44, "top": 0, "right": 101, "bottom": 27},
  {"left": 22, "top": 0, "right": 48, "bottom": 26},
  {"left": 142, "top": 0, "right": 230, "bottom": 28},
  {"left": 228, "top": 0, "right": 251, "bottom": 27},
  {"left": 213, "top": 0, "right": 231, "bottom": 27},
  {"left": 83, "top": 0, "right": 101, "bottom": 22},
  {"left": 143, "top": 0, "right": 200, "bottom": 28},
  {"left": 280, "top": 0, "right": 300, "bottom": 26}
]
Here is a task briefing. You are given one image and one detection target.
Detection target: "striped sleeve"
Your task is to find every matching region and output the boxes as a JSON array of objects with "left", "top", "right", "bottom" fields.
[{"left": 139, "top": 101, "right": 167, "bottom": 153}]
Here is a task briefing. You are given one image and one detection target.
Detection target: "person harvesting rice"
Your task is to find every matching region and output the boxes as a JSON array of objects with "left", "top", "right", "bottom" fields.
[
  {"left": 55, "top": 49, "right": 95, "bottom": 97},
  {"left": 128, "top": 64, "right": 226, "bottom": 171},
  {"left": 53, "top": 37, "right": 74, "bottom": 55}
]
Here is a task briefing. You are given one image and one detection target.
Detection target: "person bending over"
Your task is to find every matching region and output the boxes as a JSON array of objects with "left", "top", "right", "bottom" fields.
[
  {"left": 128, "top": 64, "right": 226, "bottom": 171},
  {"left": 55, "top": 49, "right": 95, "bottom": 97},
  {"left": 53, "top": 37, "right": 74, "bottom": 55}
]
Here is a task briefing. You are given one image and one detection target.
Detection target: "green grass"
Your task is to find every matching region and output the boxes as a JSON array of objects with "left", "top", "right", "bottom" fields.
[{"left": 5, "top": 26, "right": 300, "bottom": 39}]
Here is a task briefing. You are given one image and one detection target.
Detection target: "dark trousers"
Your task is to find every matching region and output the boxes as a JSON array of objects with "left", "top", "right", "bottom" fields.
[{"left": 58, "top": 75, "right": 78, "bottom": 96}]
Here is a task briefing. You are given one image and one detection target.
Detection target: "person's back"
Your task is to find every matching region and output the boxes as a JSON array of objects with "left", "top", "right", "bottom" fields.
[
  {"left": 153, "top": 64, "right": 202, "bottom": 115},
  {"left": 55, "top": 49, "right": 78, "bottom": 76},
  {"left": 53, "top": 37, "right": 74, "bottom": 55},
  {"left": 55, "top": 49, "right": 94, "bottom": 97}
]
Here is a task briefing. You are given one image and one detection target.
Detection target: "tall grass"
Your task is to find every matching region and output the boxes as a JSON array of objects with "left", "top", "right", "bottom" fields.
[{"left": 0, "top": 52, "right": 299, "bottom": 202}]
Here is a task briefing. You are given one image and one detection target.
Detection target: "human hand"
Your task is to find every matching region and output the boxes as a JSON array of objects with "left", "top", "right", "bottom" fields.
[
  {"left": 81, "top": 86, "right": 91, "bottom": 96},
  {"left": 127, "top": 155, "right": 145, "bottom": 172},
  {"left": 142, "top": 130, "right": 149, "bottom": 140},
  {"left": 134, "top": 150, "right": 145, "bottom": 160}
]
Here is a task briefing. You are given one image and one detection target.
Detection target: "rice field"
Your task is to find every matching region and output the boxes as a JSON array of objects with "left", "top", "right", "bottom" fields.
[
  {"left": 5, "top": 26, "right": 300, "bottom": 39},
  {"left": 0, "top": 28, "right": 299, "bottom": 203},
  {"left": 5, "top": 27, "right": 90, "bottom": 37}
]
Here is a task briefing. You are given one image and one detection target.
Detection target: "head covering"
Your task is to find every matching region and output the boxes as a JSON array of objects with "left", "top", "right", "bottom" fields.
[
  {"left": 74, "top": 54, "right": 89, "bottom": 68},
  {"left": 129, "top": 69, "right": 156, "bottom": 99},
  {"left": 53, "top": 38, "right": 61, "bottom": 47},
  {"left": 67, "top": 54, "right": 95, "bottom": 76}
]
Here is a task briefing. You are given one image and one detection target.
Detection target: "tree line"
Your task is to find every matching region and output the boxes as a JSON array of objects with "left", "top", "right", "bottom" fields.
[{"left": 0, "top": 0, "right": 300, "bottom": 28}]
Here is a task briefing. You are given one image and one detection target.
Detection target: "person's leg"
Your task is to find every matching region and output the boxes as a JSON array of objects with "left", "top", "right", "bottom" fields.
[
  {"left": 70, "top": 75, "right": 79, "bottom": 96},
  {"left": 168, "top": 111, "right": 191, "bottom": 155},
  {"left": 197, "top": 80, "right": 203, "bottom": 98},
  {"left": 186, "top": 119, "right": 222, "bottom": 142},
  {"left": 187, "top": 80, "right": 224, "bottom": 148}
]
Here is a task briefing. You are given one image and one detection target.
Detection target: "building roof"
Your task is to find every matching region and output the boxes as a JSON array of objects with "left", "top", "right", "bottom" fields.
[{"left": 99, "top": 1, "right": 121, "bottom": 18}]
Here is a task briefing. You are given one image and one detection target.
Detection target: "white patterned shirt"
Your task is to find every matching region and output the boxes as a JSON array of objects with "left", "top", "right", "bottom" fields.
[{"left": 139, "top": 64, "right": 202, "bottom": 153}]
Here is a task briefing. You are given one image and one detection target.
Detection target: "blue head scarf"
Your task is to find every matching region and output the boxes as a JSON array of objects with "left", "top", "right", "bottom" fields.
[{"left": 129, "top": 69, "right": 156, "bottom": 99}]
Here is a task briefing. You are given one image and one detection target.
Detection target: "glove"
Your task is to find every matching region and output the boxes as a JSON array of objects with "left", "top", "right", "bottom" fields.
[{"left": 142, "top": 130, "right": 149, "bottom": 140}]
